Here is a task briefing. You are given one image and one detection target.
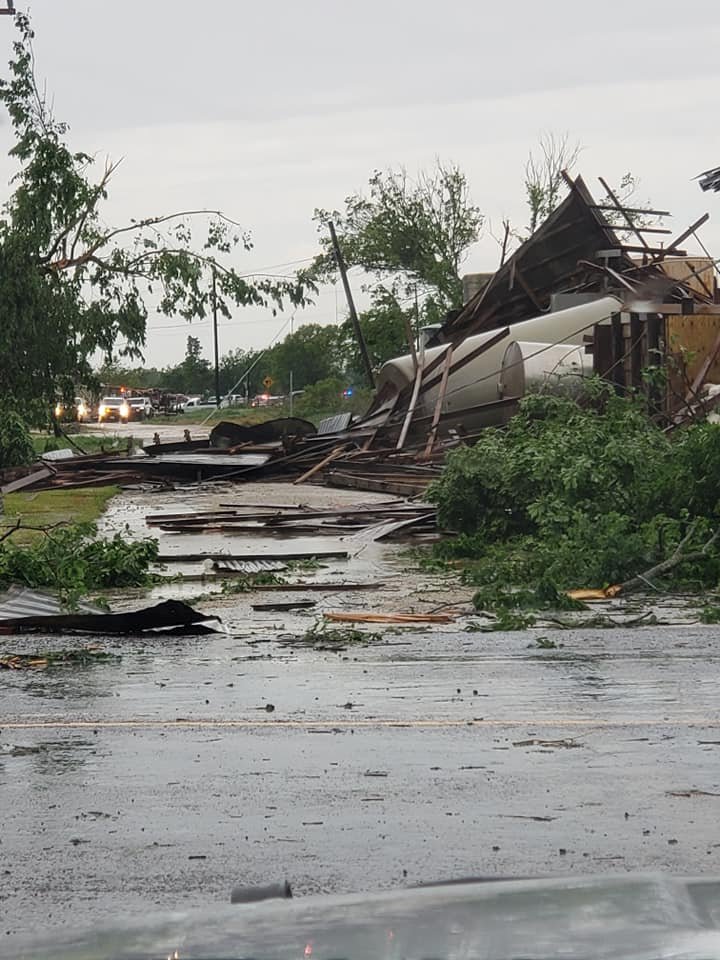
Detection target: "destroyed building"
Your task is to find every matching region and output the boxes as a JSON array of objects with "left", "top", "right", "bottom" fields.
[
  {"left": 3, "top": 172, "right": 719, "bottom": 499},
  {"left": 356, "top": 173, "right": 720, "bottom": 450}
]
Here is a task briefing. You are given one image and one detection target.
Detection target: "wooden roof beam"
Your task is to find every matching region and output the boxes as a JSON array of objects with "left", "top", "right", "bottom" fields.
[
  {"left": 590, "top": 204, "right": 671, "bottom": 217},
  {"left": 619, "top": 245, "right": 687, "bottom": 257},
  {"left": 664, "top": 212, "right": 710, "bottom": 256},
  {"left": 597, "top": 176, "right": 651, "bottom": 251}
]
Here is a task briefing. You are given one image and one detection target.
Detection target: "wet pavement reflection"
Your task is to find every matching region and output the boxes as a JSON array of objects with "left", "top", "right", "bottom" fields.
[{"left": 1, "top": 485, "right": 719, "bottom": 939}]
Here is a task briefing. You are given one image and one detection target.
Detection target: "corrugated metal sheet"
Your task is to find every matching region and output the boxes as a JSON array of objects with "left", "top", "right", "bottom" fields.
[
  {"left": 151, "top": 453, "right": 269, "bottom": 467},
  {"left": 40, "top": 448, "right": 76, "bottom": 461},
  {"left": 0, "top": 586, "right": 103, "bottom": 619},
  {"left": 317, "top": 412, "right": 353, "bottom": 435},
  {"left": 213, "top": 559, "right": 289, "bottom": 574}
]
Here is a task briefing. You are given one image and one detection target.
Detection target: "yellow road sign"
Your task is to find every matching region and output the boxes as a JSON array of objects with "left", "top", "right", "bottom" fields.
[{"left": 263, "top": 376, "right": 273, "bottom": 389}]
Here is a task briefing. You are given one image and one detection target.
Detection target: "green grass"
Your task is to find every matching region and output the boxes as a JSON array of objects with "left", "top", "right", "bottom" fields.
[
  {"left": 149, "top": 407, "right": 279, "bottom": 426},
  {"left": 32, "top": 433, "right": 124, "bottom": 456},
  {"left": 3, "top": 486, "right": 119, "bottom": 543},
  {"left": 151, "top": 402, "right": 362, "bottom": 428}
]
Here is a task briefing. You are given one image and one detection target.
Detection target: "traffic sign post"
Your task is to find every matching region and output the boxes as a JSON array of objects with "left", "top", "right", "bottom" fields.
[{"left": 263, "top": 376, "right": 273, "bottom": 390}]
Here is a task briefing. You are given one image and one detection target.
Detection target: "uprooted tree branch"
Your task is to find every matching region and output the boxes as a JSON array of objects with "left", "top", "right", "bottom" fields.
[
  {"left": 619, "top": 523, "right": 720, "bottom": 594},
  {"left": 429, "top": 385, "right": 720, "bottom": 600}
]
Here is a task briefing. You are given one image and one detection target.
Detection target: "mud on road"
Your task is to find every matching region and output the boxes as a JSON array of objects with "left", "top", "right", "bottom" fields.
[{"left": 1, "top": 483, "right": 720, "bottom": 939}]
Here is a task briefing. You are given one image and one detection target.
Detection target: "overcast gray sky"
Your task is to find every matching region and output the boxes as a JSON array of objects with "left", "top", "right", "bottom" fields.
[{"left": 1, "top": 0, "right": 719, "bottom": 367}]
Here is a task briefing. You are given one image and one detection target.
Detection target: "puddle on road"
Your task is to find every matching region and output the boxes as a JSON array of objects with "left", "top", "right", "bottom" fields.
[
  {"left": 4, "top": 486, "right": 718, "bottom": 735},
  {"left": 94, "top": 485, "right": 434, "bottom": 627},
  {"left": 0, "top": 738, "right": 103, "bottom": 778}
]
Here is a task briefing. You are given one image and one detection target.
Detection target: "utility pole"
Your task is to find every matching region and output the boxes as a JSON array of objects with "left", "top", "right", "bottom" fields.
[
  {"left": 212, "top": 267, "right": 220, "bottom": 408},
  {"left": 328, "top": 220, "right": 375, "bottom": 389},
  {"left": 289, "top": 313, "right": 294, "bottom": 416}
]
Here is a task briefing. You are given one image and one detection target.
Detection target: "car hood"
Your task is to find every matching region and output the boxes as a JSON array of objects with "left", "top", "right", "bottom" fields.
[{"left": 6, "top": 873, "right": 720, "bottom": 960}]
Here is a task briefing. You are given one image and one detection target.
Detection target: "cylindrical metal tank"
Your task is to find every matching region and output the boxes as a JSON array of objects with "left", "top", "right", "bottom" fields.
[
  {"left": 498, "top": 341, "right": 590, "bottom": 399},
  {"left": 374, "top": 295, "right": 619, "bottom": 429}
]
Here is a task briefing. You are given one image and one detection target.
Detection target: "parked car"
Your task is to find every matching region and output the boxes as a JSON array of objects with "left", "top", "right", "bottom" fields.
[
  {"left": 182, "top": 396, "right": 203, "bottom": 410},
  {"left": 221, "top": 393, "right": 247, "bottom": 408},
  {"left": 250, "top": 393, "right": 285, "bottom": 408},
  {"left": 54, "top": 396, "right": 91, "bottom": 422},
  {"left": 127, "top": 396, "right": 154, "bottom": 420},
  {"left": 158, "top": 393, "right": 186, "bottom": 414},
  {"left": 97, "top": 396, "right": 131, "bottom": 424}
]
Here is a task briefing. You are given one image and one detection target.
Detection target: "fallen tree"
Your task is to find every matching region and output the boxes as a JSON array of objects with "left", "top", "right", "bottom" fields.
[
  {"left": 428, "top": 387, "right": 720, "bottom": 596},
  {"left": 0, "top": 521, "right": 159, "bottom": 600}
]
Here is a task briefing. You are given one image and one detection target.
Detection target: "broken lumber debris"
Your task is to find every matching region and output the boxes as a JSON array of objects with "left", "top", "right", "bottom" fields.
[
  {"left": 251, "top": 599, "right": 317, "bottom": 612},
  {"left": 0, "top": 464, "right": 55, "bottom": 494},
  {"left": 157, "top": 548, "right": 350, "bottom": 563},
  {"left": 247, "top": 581, "right": 385, "bottom": 592},
  {"left": 7, "top": 174, "right": 717, "bottom": 506},
  {"left": 147, "top": 500, "right": 437, "bottom": 543},
  {"left": 323, "top": 611, "right": 455, "bottom": 625}
]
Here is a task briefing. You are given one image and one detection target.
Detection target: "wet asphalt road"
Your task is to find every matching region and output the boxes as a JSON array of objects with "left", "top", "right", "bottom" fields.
[
  {"left": 2, "top": 619, "right": 720, "bottom": 939},
  {"left": 2, "top": 483, "right": 720, "bottom": 940}
]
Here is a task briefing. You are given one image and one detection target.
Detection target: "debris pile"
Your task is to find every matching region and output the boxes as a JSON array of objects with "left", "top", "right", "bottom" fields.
[
  {"left": 2, "top": 172, "right": 719, "bottom": 500},
  {"left": 145, "top": 498, "right": 437, "bottom": 568}
]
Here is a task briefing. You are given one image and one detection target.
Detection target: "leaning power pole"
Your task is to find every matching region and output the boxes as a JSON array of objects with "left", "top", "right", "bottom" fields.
[
  {"left": 212, "top": 267, "right": 221, "bottom": 408},
  {"left": 328, "top": 220, "right": 375, "bottom": 389}
]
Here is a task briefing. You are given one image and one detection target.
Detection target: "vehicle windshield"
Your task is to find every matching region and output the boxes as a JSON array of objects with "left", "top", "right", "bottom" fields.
[{"left": 7, "top": 5, "right": 720, "bottom": 954}]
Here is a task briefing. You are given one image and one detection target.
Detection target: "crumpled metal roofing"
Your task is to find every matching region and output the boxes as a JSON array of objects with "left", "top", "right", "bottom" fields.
[
  {"left": 213, "top": 559, "right": 289, "bottom": 574},
  {"left": 0, "top": 585, "right": 102, "bottom": 619},
  {"left": 317, "top": 412, "right": 353, "bottom": 435}
]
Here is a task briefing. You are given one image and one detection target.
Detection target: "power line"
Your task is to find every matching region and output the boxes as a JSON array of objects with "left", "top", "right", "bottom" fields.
[
  {"left": 199, "top": 312, "right": 296, "bottom": 427},
  {"left": 237, "top": 255, "right": 316, "bottom": 276},
  {"left": 146, "top": 315, "right": 304, "bottom": 332}
]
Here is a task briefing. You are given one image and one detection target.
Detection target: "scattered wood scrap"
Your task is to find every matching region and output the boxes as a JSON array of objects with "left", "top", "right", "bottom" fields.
[
  {"left": 0, "top": 465, "right": 55, "bottom": 494},
  {"left": 149, "top": 500, "right": 437, "bottom": 540},
  {"left": 248, "top": 581, "right": 385, "bottom": 593},
  {"left": 323, "top": 611, "right": 455, "bottom": 625},
  {"left": 251, "top": 600, "right": 317, "bottom": 612},
  {"left": 156, "top": 549, "right": 350, "bottom": 564}
]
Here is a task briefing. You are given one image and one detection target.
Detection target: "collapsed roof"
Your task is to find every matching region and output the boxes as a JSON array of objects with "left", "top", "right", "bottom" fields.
[{"left": 437, "top": 173, "right": 714, "bottom": 345}]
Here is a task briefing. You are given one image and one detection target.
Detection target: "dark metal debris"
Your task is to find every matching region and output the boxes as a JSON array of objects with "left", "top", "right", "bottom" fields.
[
  {"left": 0, "top": 597, "right": 219, "bottom": 636},
  {"left": 250, "top": 600, "right": 317, "bottom": 612},
  {"left": 210, "top": 417, "right": 316, "bottom": 447}
]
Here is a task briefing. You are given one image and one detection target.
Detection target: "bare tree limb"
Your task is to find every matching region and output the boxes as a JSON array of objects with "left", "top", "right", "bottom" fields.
[
  {"left": 0, "top": 519, "right": 73, "bottom": 543},
  {"left": 43, "top": 209, "right": 246, "bottom": 273},
  {"left": 618, "top": 523, "right": 720, "bottom": 593}
]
